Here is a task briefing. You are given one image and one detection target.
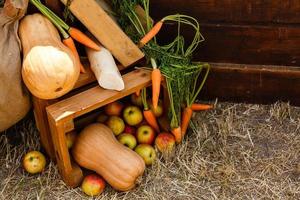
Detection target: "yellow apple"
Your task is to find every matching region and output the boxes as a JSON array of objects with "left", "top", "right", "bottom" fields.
[
  {"left": 135, "top": 144, "right": 156, "bottom": 165},
  {"left": 106, "top": 116, "right": 125, "bottom": 135},
  {"left": 123, "top": 106, "right": 143, "bottom": 126},
  {"left": 23, "top": 151, "right": 46, "bottom": 174},
  {"left": 66, "top": 131, "right": 77, "bottom": 149}
]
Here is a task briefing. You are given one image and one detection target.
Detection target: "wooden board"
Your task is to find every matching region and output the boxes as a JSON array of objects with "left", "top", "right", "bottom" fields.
[
  {"left": 47, "top": 69, "right": 151, "bottom": 123},
  {"left": 151, "top": 0, "right": 300, "bottom": 24},
  {"left": 201, "top": 63, "right": 300, "bottom": 106},
  {"left": 60, "top": 0, "right": 144, "bottom": 67}
]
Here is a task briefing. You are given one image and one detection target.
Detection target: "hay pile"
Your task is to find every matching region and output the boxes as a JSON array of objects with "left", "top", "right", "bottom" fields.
[{"left": 0, "top": 102, "right": 299, "bottom": 199}]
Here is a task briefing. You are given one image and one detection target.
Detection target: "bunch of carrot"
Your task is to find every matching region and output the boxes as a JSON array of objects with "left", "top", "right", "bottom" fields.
[
  {"left": 113, "top": 0, "right": 215, "bottom": 143},
  {"left": 30, "top": 0, "right": 101, "bottom": 73}
]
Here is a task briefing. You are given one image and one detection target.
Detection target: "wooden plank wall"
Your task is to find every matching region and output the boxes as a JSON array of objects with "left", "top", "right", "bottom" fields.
[{"left": 150, "top": 0, "right": 300, "bottom": 105}]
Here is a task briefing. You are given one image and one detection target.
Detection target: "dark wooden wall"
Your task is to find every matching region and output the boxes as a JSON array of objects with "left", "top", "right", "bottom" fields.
[
  {"left": 151, "top": 0, "right": 300, "bottom": 66},
  {"left": 150, "top": 0, "right": 300, "bottom": 105}
]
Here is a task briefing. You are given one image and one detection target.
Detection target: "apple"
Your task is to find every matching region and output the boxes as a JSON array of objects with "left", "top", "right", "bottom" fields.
[
  {"left": 123, "top": 106, "right": 143, "bottom": 126},
  {"left": 135, "top": 144, "right": 156, "bottom": 165},
  {"left": 136, "top": 119, "right": 148, "bottom": 127},
  {"left": 104, "top": 101, "right": 124, "bottom": 116},
  {"left": 130, "top": 93, "right": 143, "bottom": 107},
  {"left": 124, "top": 125, "right": 136, "bottom": 136},
  {"left": 148, "top": 99, "right": 164, "bottom": 117},
  {"left": 106, "top": 116, "right": 125, "bottom": 136},
  {"left": 81, "top": 174, "right": 106, "bottom": 196},
  {"left": 96, "top": 113, "right": 108, "bottom": 123},
  {"left": 136, "top": 125, "right": 155, "bottom": 145},
  {"left": 155, "top": 133, "right": 176, "bottom": 153},
  {"left": 66, "top": 131, "right": 77, "bottom": 149},
  {"left": 118, "top": 133, "right": 137, "bottom": 149},
  {"left": 23, "top": 151, "right": 46, "bottom": 174}
]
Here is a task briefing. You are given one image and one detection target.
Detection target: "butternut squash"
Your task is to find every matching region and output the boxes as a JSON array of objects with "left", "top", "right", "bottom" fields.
[
  {"left": 72, "top": 123, "right": 145, "bottom": 191},
  {"left": 19, "top": 13, "right": 80, "bottom": 99}
]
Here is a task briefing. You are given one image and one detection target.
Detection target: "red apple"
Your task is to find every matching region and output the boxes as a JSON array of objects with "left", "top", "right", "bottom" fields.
[
  {"left": 148, "top": 99, "right": 164, "bottom": 117},
  {"left": 118, "top": 133, "right": 137, "bottom": 149},
  {"left": 106, "top": 116, "right": 125, "bottom": 136},
  {"left": 104, "top": 101, "right": 124, "bottom": 116},
  {"left": 123, "top": 106, "right": 143, "bottom": 126},
  {"left": 130, "top": 93, "right": 143, "bottom": 107},
  {"left": 66, "top": 131, "right": 77, "bottom": 149},
  {"left": 23, "top": 151, "right": 46, "bottom": 174},
  {"left": 124, "top": 125, "right": 136, "bottom": 136},
  {"left": 135, "top": 144, "right": 156, "bottom": 165},
  {"left": 136, "top": 125, "right": 155, "bottom": 145},
  {"left": 155, "top": 133, "right": 176, "bottom": 153},
  {"left": 81, "top": 174, "right": 106, "bottom": 196},
  {"left": 96, "top": 113, "right": 109, "bottom": 123}
]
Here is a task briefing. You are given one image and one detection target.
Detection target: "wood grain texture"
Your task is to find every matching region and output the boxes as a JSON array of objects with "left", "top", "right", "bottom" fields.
[
  {"left": 150, "top": 0, "right": 300, "bottom": 24},
  {"left": 33, "top": 97, "right": 56, "bottom": 159},
  {"left": 201, "top": 63, "right": 300, "bottom": 106},
  {"left": 47, "top": 69, "right": 151, "bottom": 123},
  {"left": 153, "top": 23, "right": 300, "bottom": 66},
  {"left": 60, "top": 0, "right": 144, "bottom": 67},
  {"left": 48, "top": 117, "right": 83, "bottom": 187}
]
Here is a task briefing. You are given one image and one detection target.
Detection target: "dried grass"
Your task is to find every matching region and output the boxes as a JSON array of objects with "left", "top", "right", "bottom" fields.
[{"left": 0, "top": 102, "right": 299, "bottom": 199}]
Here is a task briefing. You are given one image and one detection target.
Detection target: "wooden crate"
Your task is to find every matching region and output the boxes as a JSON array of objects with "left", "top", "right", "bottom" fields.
[{"left": 45, "top": 69, "right": 151, "bottom": 187}]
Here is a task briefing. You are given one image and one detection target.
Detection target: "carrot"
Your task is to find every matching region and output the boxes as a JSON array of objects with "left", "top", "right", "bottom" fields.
[
  {"left": 143, "top": 109, "right": 160, "bottom": 133},
  {"left": 181, "top": 106, "right": 193, "bottom": 138},
  {"left": 151, "top": 68, "right": 161, "bottom": 110},
  {"left": 63, "top": 37, "right": 86, "bottom": 73},
  {"left": 139, "top": 20, "right": 163, "bottom": 47},
  {"left": 135, "top": 89, "right": 141, "bottom": 97},
  {"left": 68, "top": 27, "right": 101, "bottom": 51},
  {"left": 171, "top": 126, "right": 182, "bottom": 143},
  {"left": 191, "top": 103, "right": 213, "bottom": 111}
]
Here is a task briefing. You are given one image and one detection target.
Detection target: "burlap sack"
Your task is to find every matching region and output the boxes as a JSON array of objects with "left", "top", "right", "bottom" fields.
[{"left": 0, "top": 0, "right": 30, "bottom": 132}]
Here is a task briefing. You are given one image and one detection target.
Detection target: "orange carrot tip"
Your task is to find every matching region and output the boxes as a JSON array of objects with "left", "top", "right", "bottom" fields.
[
  {"left": 139, "top": 20, "right": 163, "bottom": 47},
  {"left": 181, "top": 107, "right": 193, "bottom": 138},
  {"left": 136, "top": 89, "right": 141, "bottom": 97},
  {"left": 63, "top": 37, "right": 86, "bottom": 73},
  {"left": 171, "top": 126, "right": 182, "bottom": 144},
  {"left": 69, "top": 27, "right": 101, "bottom": 51},
  {"left": 151, "top": 68, "right": 161, "bottom": 110},
  {"left": 191, "top": 103, "right": 213, "bottom": 111},
  {"left": 143, "top": 110, "right": 160, "bottom": 133}
]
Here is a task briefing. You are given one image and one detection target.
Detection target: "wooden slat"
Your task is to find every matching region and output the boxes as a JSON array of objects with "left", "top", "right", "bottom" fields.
[
  {"left": 156, "top": 23, "right": 300, "bottom": 66},
  {"left": 151, "top": 0, "right": 300, "bottom": 24},
  {"left": 47, "top": 69, "right": 151, "bottom": 122},
  {"left": 33, "top": 97, "right": 56, "bottom": 159},
  {"left": 201, "top": 63, "right": 300, "bottom": 106},
  {"left": 60, "top": 0, "right": 144, "bottom": 67}
]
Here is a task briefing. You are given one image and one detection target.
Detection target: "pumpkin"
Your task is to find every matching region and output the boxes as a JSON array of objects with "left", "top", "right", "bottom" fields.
[
  {"left": 19, "top": 13, "right": 80, "bottom": 99},
  {"left": 72, "top": 123, "right": 145, "bottom": 191}
]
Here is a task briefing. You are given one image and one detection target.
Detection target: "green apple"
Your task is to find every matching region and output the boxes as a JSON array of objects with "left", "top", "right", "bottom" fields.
[
  {"left": 123, "top": 106, "right": 143, "bottom": 126},
  {"left": 136, "top": 125, "right": 155, "bottom": 145},
  {"left": 135, "top": 144, "right": 156, "bottom": 165},
  {"left": 130, "top": 93, "right": 143, "bottom": 107},
  {"left": 104, "top": 101, "right": 124, "bottom": 116},
  {"left": 81, "top": 174, "right": 106, "bottom": 196},
  {"left": 118, "top": 133, "right": 137, "bottom": 149},
  {"left": 106, "top": 116, "right": 125, "bottom": 136},
  {"left": 148, "top": 99, "right": 163, "bottom": 117},
  {"left": 155, "top": 132, "right": 175, "bottom": 153}
]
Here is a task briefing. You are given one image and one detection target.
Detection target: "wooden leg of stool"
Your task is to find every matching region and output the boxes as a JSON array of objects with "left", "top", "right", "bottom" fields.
[
  {"left": 48, "top": 116, "right": 83, "bottom": 187},
  {"left": 32, "top": 97, "right": 56, "bottom": 160}
]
